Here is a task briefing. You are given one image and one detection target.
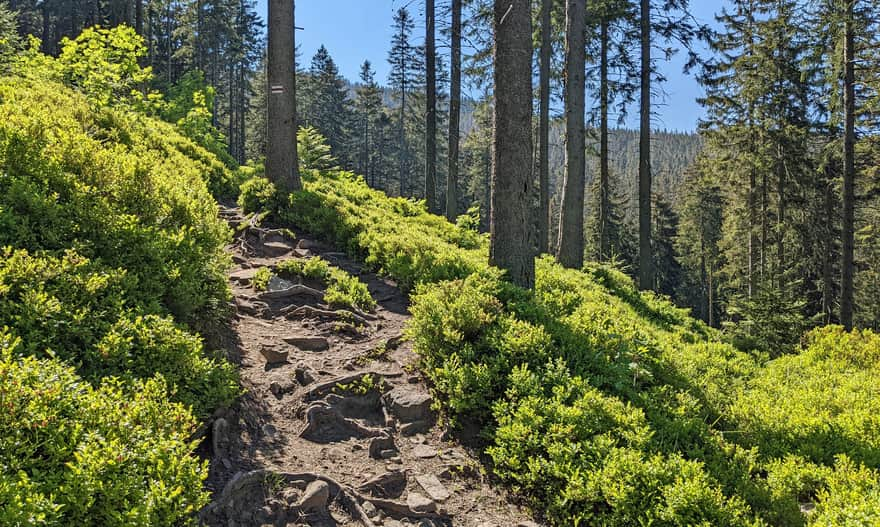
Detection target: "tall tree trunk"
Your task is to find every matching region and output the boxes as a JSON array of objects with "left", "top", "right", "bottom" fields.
[
  {"left": 556, "top": 0, "right": 586, "bottom": 269},
  {"left": 776, "top": 144, "right": 786, "bottom": 290},
  {"left": 491, "top": 0, "right": 535, "bottom": 288},
  {"left": 425, "top": 0, "right": 437, "bottom": 212},
  {"left": 446, "top": 0, "right": 462, "bottom": 221},
  {"left": 267, "top": 0, "right": 301, "bottom": 191},
  {"left": 841, "top": 0, "right": 856, "bottom": 329},
  {"left": 638, "top": 0, "right": 653, "bottom": 289},
  {"left": 748, "top": 131, "right": 757, "bottom": 299},
  {"left": 599, "top": 16, "right": 610, "bottom": 259},
  {"left": 822, "top": 162, "right": 834, "bottom": 324},
  {"left": 537, "top": 0, "right": 553, "bottom": 252},
  {"left": 399, "top": 70, "right": 407, "bottom": 197},
  {"left": 135, "top": 0, "right": 143, "bottom": 35}
]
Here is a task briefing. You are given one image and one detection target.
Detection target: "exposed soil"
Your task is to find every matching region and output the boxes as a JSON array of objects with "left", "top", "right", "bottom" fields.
[{"left": 200, "top": 205, "right": 540, "bottom": 527}]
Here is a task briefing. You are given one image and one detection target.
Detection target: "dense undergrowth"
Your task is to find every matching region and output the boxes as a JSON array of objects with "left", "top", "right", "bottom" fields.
[
  {"left": 241, "top": 131, "right": 880, "bottom": 526},
  {"left": 0, "top": 28, "right": 239, "bottom": 524}
]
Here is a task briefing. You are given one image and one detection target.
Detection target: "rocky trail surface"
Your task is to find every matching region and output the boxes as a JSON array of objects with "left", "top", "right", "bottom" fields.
[{"left": 200, "top": 205, "right": 540, "bottom": 527}]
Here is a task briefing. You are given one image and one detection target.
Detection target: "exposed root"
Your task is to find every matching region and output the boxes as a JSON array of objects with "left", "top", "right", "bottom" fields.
[
  {"left": 259, "top": 284, "right": 325, "bottom": 301},
  {"left": 282, "top": 304, "right": 371, "bottom": 326},
  {"left": 201, "top": 470, "right": 380, "bottom": 527}
]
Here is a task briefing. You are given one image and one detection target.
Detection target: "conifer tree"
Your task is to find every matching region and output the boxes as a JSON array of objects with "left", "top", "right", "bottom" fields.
[{"left": 387, "top": 7, "right": 421, "bottom": 197}]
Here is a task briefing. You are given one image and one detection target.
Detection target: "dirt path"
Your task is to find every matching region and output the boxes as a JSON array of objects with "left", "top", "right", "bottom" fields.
[{"left": 200, "top": 205, "right": 539, "bottom": 527}]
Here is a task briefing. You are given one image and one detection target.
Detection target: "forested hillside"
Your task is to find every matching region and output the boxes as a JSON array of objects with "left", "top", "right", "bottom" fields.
[{"left": 2, "top": 0, "right": 880, "bottom": 525}]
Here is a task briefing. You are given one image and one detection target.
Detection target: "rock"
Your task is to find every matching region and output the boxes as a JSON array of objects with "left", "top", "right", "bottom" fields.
[
  {"left": 297, "top": 239, "right": 319, "bottom": 250},
  {"left": 267, "top": 275, "right": 295, "bottom": 292},
  {"left": 383, "top": 388, "right": 433, "bottom": 423},
  {"left": 294, "top": 362, "right": 317, "bottom": 385},
  {"left": 212, "top": 417, "right": 229, "bottom": 458},
  {"left": 231, "top": 254, "right": 248, "bottom": 264},
  {"left": 406, "top": 492, "right": 437, "bottom": 514},
  {"left": 261, "top": 241, "right": 296, "bottom": 257},
  {"left": 369, "top": 435, "right": 397, "bottom": 460},
  {"left": 258, "top": 344, "right": 288, "bottom": 365},
  {"left": 358, "top": 470, "right": 407, "bottom": 498},
  {"left": 235, "top": 298, "right": 266, "bottom": 316},
  {"left": 380, "top": 449, "right": 398, "bottom": 460},
  {"left": 412, "top": 444, "right": 437, "bottom": 459},
  {"left": 261, "top": 424, "right": 276, "bottom": 437},
  {"left": 415, "top": 474, "right": 451, "bottom": 502},
  {"left": 361, "top": 500, "right": 379, "bottom": 519},
  {"left": 517, "top": 522, "right": 542, "bottom": 527},
  {"left": 283, "top": 335, "right": 330, "bottom": 352},
  {"left": 229, "top": 267, "right": 258, "bottom": 284},
  {"left": 400, "top": 420, "right": 431, "bottom": 436},
  {"left": 269, "top": 379, "right": 295, "bottom": 398},
  {"left": 298, "top": 480, "right": 330, "bottom": 511}
]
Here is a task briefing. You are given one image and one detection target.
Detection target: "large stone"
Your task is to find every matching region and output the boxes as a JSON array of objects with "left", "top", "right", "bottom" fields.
[
  {"left": 260, "top": 241, "right": 296, "bottom": 257},
  {"left": 358, "top": 470, "right": 407, "bottom": 498},
  {"left": 415, "top": 474, "right": 450, "bottom": 502},
  {"left": 406, "top": 492, "right": 437, "bottom": 514},
  {"left": 383, "top": 388, "right": 433, "bottom": 423},
  {"left": 369, "top": 435, "right": 397, "bottom": 460},
  {"left": 258, "top": 344, "right": 288, "bottom": 365},
  {"left": 298, "top": 480, "right": 330, "bottom": 511},
  {"left": 412, "top": 444, "right": 437, "bottom": 459},
  {"left": 283, "top": 335, "right": 330, "bottom": 352},
  {"left": 229, "top": 268, "right": 259, "bottom": 284}
]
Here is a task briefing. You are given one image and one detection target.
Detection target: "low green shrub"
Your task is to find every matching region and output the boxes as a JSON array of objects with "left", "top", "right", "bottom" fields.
[{"left": 0, "top": 330, "right": 209, "bottom": 526}]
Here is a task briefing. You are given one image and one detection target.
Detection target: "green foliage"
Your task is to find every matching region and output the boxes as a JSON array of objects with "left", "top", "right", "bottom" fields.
[
  {"left": 0, "top": 331, "right": 209, "bottom": 525},
  {"left": 0, "top": 75, "right": 232, "bottom": 320},
  {"left": 298, "top": 126, "right": 338, "bottom": 171},
  {"left": 0, "top": 1, "right": 20, "bottom": 73},
  {"left": 731, "top": 326, "right": 880, "bottom": 467},
  {"left": 811, "top": 456, "right": 880, "bottom": 526},
  {"left": 57, "top": 25, "right": 152, "bottom": 108},
  {"left": 277, "top": 256, "right": 375, "bottom": 311},
  {"left": 0, "top": 53, "right": 240, "bottom": 523},
  {"left": 238, "top": 174, "right": 278, "bottom": 215},
  {"left": 252, "top": 267, "right": 271, "bottom": 291}
]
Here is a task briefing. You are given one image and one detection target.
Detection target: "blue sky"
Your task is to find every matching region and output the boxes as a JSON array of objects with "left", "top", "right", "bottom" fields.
[{"left": 256, "top": 1, "right": 727, "bottom": 132}]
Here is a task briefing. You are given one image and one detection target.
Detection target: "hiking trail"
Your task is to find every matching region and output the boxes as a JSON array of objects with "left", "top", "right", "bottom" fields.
[{"left": 199, "top": 205, "right": 541, "bottom": 527}]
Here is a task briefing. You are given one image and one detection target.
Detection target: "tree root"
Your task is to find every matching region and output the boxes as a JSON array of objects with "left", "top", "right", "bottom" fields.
[
  {"left": 259, "top": 284, "right": 325, "bottom": 301},
  {"left": 282, "top": 304, "right": 371, "bottom": 326}
]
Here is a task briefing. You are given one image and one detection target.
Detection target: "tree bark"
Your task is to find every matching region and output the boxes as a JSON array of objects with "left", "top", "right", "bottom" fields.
[
  {"left": 841, "top": 0, "right": 856, "bottom": 329},
  {"left": 822, "top": 162, "right": 834, "bottom": 324},
  {"left": 599, "top": 17, "right": 610, "bottom": 259},
  {"left": 267, "top": 0, "right": 301, "bottom": 191},
  {"left": 446, "top": 0, "right": 462, "bottom": 222},
  {"left": 491, "top": 0, "right": 535, "bottom": 288},
  {"left": 135, "top": 0, "right": 143, "bottom": 36},
  {"left": 556, "top": 0, "right": 586, "bottom": 269},
  {"left": 425, "top": 0, "right": 437, "bottom": 212},
  {"left": 537, "top": 0, "right": 553, "bottom": 253},
  {"left": 638, "top": 0, "right": 653, "bottom": 289}
]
